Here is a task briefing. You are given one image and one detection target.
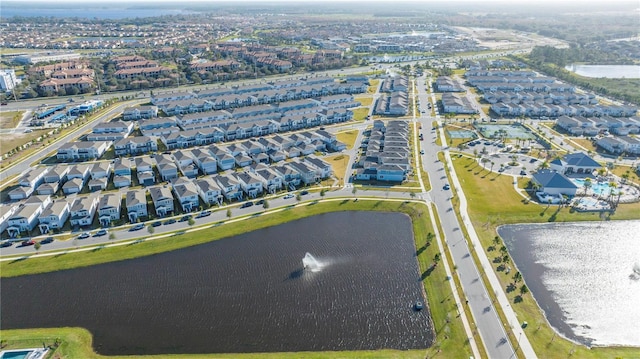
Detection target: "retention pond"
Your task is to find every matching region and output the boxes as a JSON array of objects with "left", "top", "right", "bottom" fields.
[
  {"left": 1, "top": 212, "right": 434, "bottom": 355},
  {"left": 499, "top": 220, "right": 640, "bottom": 347}
]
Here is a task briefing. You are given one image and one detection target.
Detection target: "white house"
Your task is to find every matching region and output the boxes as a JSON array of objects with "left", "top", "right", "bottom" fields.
[
  {"left": 196, "top": 176, "right": 223, "bottom": 206},
  {"left": 38, "top": 200, "right": 71, "bottom": 234},
  {"left": 149, "top": 185, "right": 174, "bottom": 217},
  {"left": 126, "top": 190, "right": 148, "bottom": 223},
  {"left": 69, "top": 196, "right": 99, "bottom": 227},
  {"left": 171, "top": 177, "right": 200, "bottom": 212},
  {"left": 98, "top": 193, "right": 122, "bottom": 227}
]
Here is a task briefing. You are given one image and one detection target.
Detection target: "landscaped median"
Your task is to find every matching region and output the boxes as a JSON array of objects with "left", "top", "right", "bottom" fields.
[
  {"left": 1, "top": 198, "right": 473, "bottom": 359},
  {"left": 450, "top": 155, "right": 640, "bottom": 359}
]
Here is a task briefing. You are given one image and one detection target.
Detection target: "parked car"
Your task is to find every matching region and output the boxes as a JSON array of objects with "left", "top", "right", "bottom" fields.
[
  {"left": 41, "top": 237, "right": 54, "bottom": 244},
  {"left": 78, "top": 232, "right": 90, "bottom": 239},
  {"left": 1, "top": 241, "right": 13, "bottom": 248},
  {"left": 94, "top": 229, "right": 108, "bottom": 237},
  {"left": 240, "top": 201, "right": 254, "bottom": 208},
  {"left": 283, "top": 194, "right": 295, "bottom": 199},
  {"left": 151, "top": 221, "right": 162, "bottom": 227},
  {"left": 420, "top": 150, "right": 425, "bottom": 155},
  {"left": 300, "top": 190, "right": 309, "bottom": 195},
  {"left": 443, "top": 184, "right": 450, "bottom": 190},
  {"left": 255, "top": 199, "right": 265, "bottom": 205},
  {"left": 179, "top": 215, "right": 192, "bottom": 222},
  {"left": 196, "top": 210, "right": 211, "bottom": 218},
  {"left": 21, "top": 240, "right": 35, "bottom": 247},
  {"left": 130, "top": 223, "right": 145, "bottom": 231},
  {"left": 163, "top": 219, "right": 177, "bottom": 225}
]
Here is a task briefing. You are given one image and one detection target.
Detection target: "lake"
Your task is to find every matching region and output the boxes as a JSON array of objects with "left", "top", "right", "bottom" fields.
[
  {"left": 565, "top": 64, "right": 640, "bottom": 79},
  {"left": 0, "top": 212, "right": 434, "bottom": 355},
  {"left": 499, "top": 220, "right": 640, "bottom": 347}
]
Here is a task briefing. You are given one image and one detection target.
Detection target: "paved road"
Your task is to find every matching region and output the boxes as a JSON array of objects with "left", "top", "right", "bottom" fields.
[
  {"left": 0, "top": 100, "right": 145, "bottom": 183},
  {"left": 0, "top": 188, "right": 404, "bottom": 257},
  {"left": 415, "top": 74, "right": 524, "bottom": 358}
]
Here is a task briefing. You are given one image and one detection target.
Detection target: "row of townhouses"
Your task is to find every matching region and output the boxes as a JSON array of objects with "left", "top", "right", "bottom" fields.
[
  {"left": 355, "top": 120, "right": 412, "bottom": 182},
  {"left": 58, "top": 106, "right": 352, "bottom": 161},
  {"left": 441, "top": 93, "right": 478, "bottom": 115},
  {"left": 556, "top": 116, "right": 640, "bottom": 136},
  {"left": 39, "top": 129, "right": 344, "bottom": 198},
  {"left": 491, "top": 102, "right": 637, "bottom": 118}
]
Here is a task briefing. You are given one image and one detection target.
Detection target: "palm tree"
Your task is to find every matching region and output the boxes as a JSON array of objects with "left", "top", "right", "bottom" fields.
[
  {"left": 493, "top": 236, "right": 501, "bottom": 247},
  {"left": 490, "top": 161, "right": 495, "bottom": 173},
  {"left": 583, "top": 178, "right": 592, "bottom": 195},
  {"left": 513, "top": 271, "right": 522, "bottom": 284}
]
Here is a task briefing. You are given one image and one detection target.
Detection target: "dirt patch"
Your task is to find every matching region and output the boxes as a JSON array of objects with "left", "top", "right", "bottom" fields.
[{"left": 0, "top": 110, "right": 24, "bottom": 129}]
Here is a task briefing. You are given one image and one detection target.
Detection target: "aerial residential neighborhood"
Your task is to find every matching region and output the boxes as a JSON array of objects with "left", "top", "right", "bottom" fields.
[{"left": 1, "top": 1, "right": 639, "bottom": 359}]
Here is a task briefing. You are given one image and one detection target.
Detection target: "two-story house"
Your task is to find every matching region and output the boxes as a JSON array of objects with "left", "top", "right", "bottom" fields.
[
  {"left": 126, "top": 190, "right": 148, "bottom": 223},
  {"left": 195, "top": 177, "right": 223, "bottom": 206},
  {"left": 149, "top": 185, "right": 174, "bottom": 217},
  {"left": 69, "top": 195, "right": 99, "bottom": 227},
  {"left": 171, "top": 177, "right": 200, "bottom": 212},
  {"left": 97, "top": 193, "right": 122, "bottom": 227},
  {"left": 38, "top": 200, "right": 71, "bottom": 234}
]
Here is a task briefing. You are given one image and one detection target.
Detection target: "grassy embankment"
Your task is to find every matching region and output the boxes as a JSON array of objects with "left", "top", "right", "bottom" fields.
[
  {"left": 1, "top": 199, "right": 473, "bottom": 359},
  {"left": 451, "top": 155, "right": 640, "bottom": 358}
]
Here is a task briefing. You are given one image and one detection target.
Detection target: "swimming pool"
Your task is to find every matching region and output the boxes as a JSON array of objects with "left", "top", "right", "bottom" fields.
[
  {"left": 0, "top": 350, "right": 33, "bottom": 359},
  {"left": 572, "top": 178, "right": 615, "bottom": 197}
]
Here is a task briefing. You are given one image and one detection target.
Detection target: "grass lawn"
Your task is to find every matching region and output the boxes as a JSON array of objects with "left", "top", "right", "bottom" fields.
[
  {"left": 367, "top": 79, "right": 380, "bottom": 94},
  {"left": 569, "top": 137, "right": 597, "bottom": 152},
  {"left": 451, "top": 155, "right": 640, "bottom": 359},
  {"left": 0, "top": 110, "right": 24, "bottom": 129},
  {"left": 352, "top": 107, "right": 370, "bottom": 122},
  {"left": 335, "top": 130, "right": 358, "bottom": 150},
  {"left": 1, "top": 129, "right": 51, "bottom": 157},
  {"left": 324, "top": 154, "right": 350, "bottom": 185},
  {"left": 1, "top": 200, "right": 472, "bottom": 359},
  {"left": 610, "top": 164, "right": 640, "bottom": 185},
  {"left": 354, "top": 96, "right": 373, "bottom": 107}
]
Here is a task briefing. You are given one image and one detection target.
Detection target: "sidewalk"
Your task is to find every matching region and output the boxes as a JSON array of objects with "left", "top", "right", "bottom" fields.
[{"left": 443, "top": 148, "right": 538, "bottom": 359}]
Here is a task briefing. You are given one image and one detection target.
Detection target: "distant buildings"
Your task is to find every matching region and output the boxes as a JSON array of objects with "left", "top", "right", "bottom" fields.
[{"left": 0, "top": 69, "right": 18, "bottom": 91}]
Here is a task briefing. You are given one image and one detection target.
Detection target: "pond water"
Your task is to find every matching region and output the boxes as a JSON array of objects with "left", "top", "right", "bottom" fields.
[
  {"left": 499, "top": 221, "right": 640, "bottom": 347},
  {"left": 1, "top": 212, "right": 434, "bottom": 355},
  {"left": 565, "top": 65, "right": 640, "bottom": 79}
]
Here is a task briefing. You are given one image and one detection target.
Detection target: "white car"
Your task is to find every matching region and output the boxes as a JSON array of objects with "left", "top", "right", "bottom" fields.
[{"left": 283, "top": 194, "right": 295, "bottom": 199}]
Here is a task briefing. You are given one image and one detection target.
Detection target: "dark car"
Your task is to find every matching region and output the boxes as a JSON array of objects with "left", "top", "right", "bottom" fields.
[
  {"left": 240, "top": 201, "right": 254, "bottom": 208},
  {"left": 255, "top": 199, "right": 265, "bottom": 205},
  {"left": 443, "top": 184, "right": 450, "bottom": 190},
  {"left": 163, "top": 219, "right": 177, "bottom": 225},
  {"left": 0, "top": 241, "right": 13, "bottom": 248},
  {"left": 300, "top": 190, "right": 309, "bottom": 195},
  {"left": 130, "top": 223, "right": 145, "bottom": 231},
  {"left": 151, "top": 221, "right": 162, "bottom": 227},
  {"left": 21, "top": 240, "right": 35, "bottom": 247},
  {"left": 41, "top": 237, "right": 55, "bottom": 244},
  {"left": 94, "top": 229, "right": 108, "bottom": 237},
  {"left": 520, "top": 170, "right": 528, "bottom": 176},
  {"left": 179, "top": 215, "right": 192, "bottom": 222}
]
